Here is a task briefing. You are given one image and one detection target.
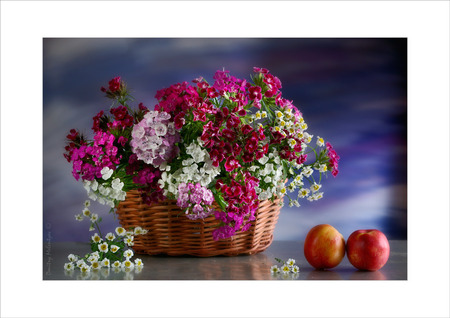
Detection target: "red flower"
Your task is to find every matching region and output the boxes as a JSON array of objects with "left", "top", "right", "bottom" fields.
[
  {"left": 108, "top": 76, "right": 121, "bottom": 92},
  {"left": 224, "top": 156, "right": 241, "bottom": 172},
  {"left": 174, "top": 112, "right": 186, "bottom": 129},
  {"left": 241, "top": 124, "right": 253, "bottom": 135},
  {"left": 226, "top": 114, "right": 240, "bottom": 129}
]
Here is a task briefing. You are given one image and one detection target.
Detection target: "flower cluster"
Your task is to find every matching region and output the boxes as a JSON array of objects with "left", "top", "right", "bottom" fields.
[
  {"left": 177, "top": 182, "right": 214, "bottom": 220},
  {"left": 270, "top": 258, "right": 300, "bottom": 278},
  {"left": 65, "top": 219, "right": 146, "bottom": 273},
  {"left": 64, "top": 69, "right": 340, "bottom": 242},
  {"left": 130, "top": 110, "right": 180, "bottom": 167}
]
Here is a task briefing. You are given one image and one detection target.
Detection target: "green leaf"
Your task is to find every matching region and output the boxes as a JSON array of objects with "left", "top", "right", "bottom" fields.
[{"left": 212, "top": 188, "right": 228, "bottom": 211}]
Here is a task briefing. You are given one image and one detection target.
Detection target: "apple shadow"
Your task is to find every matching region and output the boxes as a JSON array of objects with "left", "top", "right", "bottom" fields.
[
  {"left": 349, "top": 269, "right": 387, "bottom": 280},
  {"left": 306, "top": 269, "right": 342, "bottom": 280}
]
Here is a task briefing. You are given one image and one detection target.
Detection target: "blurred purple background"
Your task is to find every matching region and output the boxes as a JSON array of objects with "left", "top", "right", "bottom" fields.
[{"left": 43, "top": 38, "right": 407, "bottom": 242}]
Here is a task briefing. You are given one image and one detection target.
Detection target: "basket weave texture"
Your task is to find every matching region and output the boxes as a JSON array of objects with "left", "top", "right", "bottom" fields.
[{"left": 116, "top": 190, "right": 281, "bottom": 257}]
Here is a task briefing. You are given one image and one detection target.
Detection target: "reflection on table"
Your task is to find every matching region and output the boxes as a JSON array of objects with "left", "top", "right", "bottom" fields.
[{"left": 44, "top": 241, "right": 406, "bottom": 280}]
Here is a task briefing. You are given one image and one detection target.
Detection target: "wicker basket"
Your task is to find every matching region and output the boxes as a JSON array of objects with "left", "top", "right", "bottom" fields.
[{"left": 116, "top": 190, "right": 281, "bottom": 257}]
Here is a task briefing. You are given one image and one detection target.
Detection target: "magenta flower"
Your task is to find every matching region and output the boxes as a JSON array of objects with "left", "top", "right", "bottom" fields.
[{"left": 224, "top": 156, "right": 241, "bottom": 172}]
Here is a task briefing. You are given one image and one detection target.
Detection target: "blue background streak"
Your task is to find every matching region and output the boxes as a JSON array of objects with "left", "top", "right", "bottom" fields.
[{"left": 43, "top": 38, "right": 407, "bottom": 242}]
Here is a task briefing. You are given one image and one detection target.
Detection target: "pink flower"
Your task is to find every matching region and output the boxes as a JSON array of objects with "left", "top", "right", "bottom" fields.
[
  {"left": 248, "top": 86, "right": 262, "bottom": 100},
  {"left": 224, "top": 156, "right": 241, "bottom": 172}
]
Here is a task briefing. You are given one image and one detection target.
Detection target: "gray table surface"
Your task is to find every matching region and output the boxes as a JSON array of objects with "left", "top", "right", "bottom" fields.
[{"left": 44, "top": 240, "right": 407, "bottom": 280}]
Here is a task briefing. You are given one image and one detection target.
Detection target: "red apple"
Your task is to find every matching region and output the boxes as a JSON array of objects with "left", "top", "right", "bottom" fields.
[
  {"left": 346, "top": 229, "right": 390, "bottom": 271},
  {"left": 304, "top": 224, "right": 346, "bottom": 269}
]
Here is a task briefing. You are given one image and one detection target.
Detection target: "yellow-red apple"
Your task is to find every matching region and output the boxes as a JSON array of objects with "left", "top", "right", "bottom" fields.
[
  {"left": 304, "top": 224, "right": 346, "bottom": 269},
  {"left": 346, "top": 229, "right": 390, "bottom": 271}
]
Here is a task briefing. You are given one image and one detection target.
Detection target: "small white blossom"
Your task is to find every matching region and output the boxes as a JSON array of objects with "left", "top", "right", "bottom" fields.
[
  {"left": 123, "top": 249, "right": 134, "bottom": 259},
  {"left": 112, "top": 260, "right": 121, "bottom": 268},
  {"left": 310, "top": 183, "right": 322, "bottom": 193},
  {"left": 98, "top": 242, "right": 108, "bottom": 253},
  {"left": 91, "top": 233, "right": 102, "bottom": 243},
  {"left": 291, "top": 265, "right": 300, "bottom": 274},
  {"left": 281, "top": 264, "right": 291, "bottom": 274},
  {"left": 80, "top": 264, "right": 91, "bottom": 273},
  {"left": 68, "top": 254, "right": 78, "bottom": 262},
  {"left": 87, "top": 254, "right": 98, "bottom": 263},
  {"left": 111, "top": 178, "right": 124, "bottom": 191},
  {"left": 110, "top": 245, "right": 119, "bottom": 253},
  {"left": 124, "top": 236, "right": 134, "bottom": 246},
  {"left": 134, "top": 227, "right": 144, "bottom": 235},
  {"left": 82, "top": 208, "right": 91, "bottom": 217},
  {"left": 134, "top": 258, "right": 144, "bottom": 267},
  {"left": 90, "top": 213, "right": 99, "bottom": 222},
  {"left": 286, "top": 258, "right": 296, "bottom": 267},
  {"left": 90, "top": 261, "right": 101, "bottom": 270},
  {"left": 75, "top": 214, "right": 84, "bottom": 221},
  {"left": 101, "top": 167, "right": 114, "bottom": 180},
  {"left": 84, "top": 200, "right": 91, "bottom": 208},
  {"left": 270, "top": 265, "right": 280, "bottom": 274},
  {"left": 101, "top": 258, "right": 110, "bottom": 268},
  {"left": 64, "top": 263, "right": 74, "bottom": 271},
  {"left": 316, "top": 136, "right": 325, "bottom": 147},
  {"left": 105, "top": 232, "right": 115, "bottom": 241},
  {"left": 122, "top": 259, "right": 134, "bottom": 270},
  {"left": 115, "top": 227, "right": 126, "bottom": 236}
]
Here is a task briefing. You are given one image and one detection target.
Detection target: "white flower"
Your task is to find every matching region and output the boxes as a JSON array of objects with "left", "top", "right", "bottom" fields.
[
  {"left": 281, "top": 264, "right": 291, "bottom": 274},
  {"left": 101, "top": 258, "right": 110, "bottom": 268},
  {"left": 310, "top": 183, "right": 322, "bottom": 193},
  {"left": 75, "top": 214, "right": 84, "bottom": 221},
  {"left": 89, "top": 224, "right": 95, "bottom": 231},
  {"left": 91, "top": 233, "right": 102, "bottom": 243},
  {"left": 90, "top": 180, "right": 98, "bottom": 191},
  {"left": 101, "top": 167, "right": 114, "bottom": 180},
  {"left": 275, "top": 110, "right": 284, "bottom": 119},
  {"left": 105, "top": 232, "right": 115, "bottom": 241},
  {"left": 291, "top": 265, "right": 300, "bottom": 274},
  {"left": 80, "top": 264, "right": 91, "bottom": 273},
  {"left": 68, "top": 254, "right": 78, "bottom": 262},
  {"left": 64, "top": 263, "right": 74, "bottom": 271},
  {"left": 90, "top": 213, "right": 99, "bottom": 222},
  {"left": 316, "top": 136, "right": 325, "bottom": 147},
  {"left": 90, "top": 261, "right": 101, "bottom": 270},
  {"left": 302, "top": 166, "right": 313, "bottom": 177},
  {"left": 87, "top": 254, "right": 98, "bottom": 263},
  {"left": 84, "top": 200, "right": 91, "bottom": 207},
  {"left": 319, "top": 164, "right": 328, "bottom": 173},
  {"left": 134, "top": 258, "right": 144, "bottom": 267},
  {"left": 111, "top": 178, "right": 124, "bottom": 191},
  {"left": 122, "top": 259, "right": 134, "bottom": 270},
  {"left": 313, "top": 192, "right": 324, "bottom": 200},
  {"left": 123, "top": 249, "right": 134, "bottom": 259},
  {"left": 270, "top": 265, "right": 280, "bottom": 274},
  {"left": 298, "top": 188, "right": 310, "bottom": 198},
  {"left": 98, "top": 242, "right": 109, "bottom": 253},
  {"left": 286, "top": 258, "right": 296, "bottom": 267},
  {"left": 115, "top": 227, "right": 126, "bottom": 236},
  {"left": 134, "top": 227, "right": 143, "bottom": 235},
  {"left": 110, "top": 245, "right": 120, "bottom": 253},
  {"left": 82, "top": 208, "right": 91, "bottom": 217},
  {"left": 76, "top": 260, "right": 86, "bottom": 268},
  {"left": 264, "top": 176, "right": 272, "bottom": 183},
  {"left": 124, "top": 236, "right": 134, "bottom": 246},
  {"left": 112, "top": 260, "right": 121, "bottom": 268}
]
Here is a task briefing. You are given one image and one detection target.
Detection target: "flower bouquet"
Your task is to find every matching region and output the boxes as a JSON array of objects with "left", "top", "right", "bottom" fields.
[{"left": 64, "top": 67, "right": 340, "bottom": 258}]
